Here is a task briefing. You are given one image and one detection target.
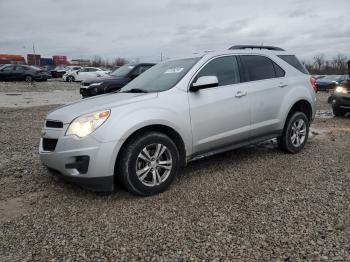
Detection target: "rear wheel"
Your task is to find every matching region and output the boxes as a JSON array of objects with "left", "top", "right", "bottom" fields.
[
  {"left": 118, "top": 132, "right": 180, "bottom": 196},
  {"left": 332, "top": 106, "right": 346, "bottom": 117},
  {"left": 25, "top": 75, "right": 33, "bottom": 82},
  {"left": 277, "top": 112, "right": 309, "bottom": 154}
]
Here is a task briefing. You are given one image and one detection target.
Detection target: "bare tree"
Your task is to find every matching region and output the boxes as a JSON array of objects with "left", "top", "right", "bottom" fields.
[
  {"left": 115, "top": 57, "right": 127, "bottom": 66},
  {"left": 313, "top": 54, "right": 325, "bottom": 72},
  {"left": 332, "top": 54, "right": 347, "bottom": 74},
  {"left": 91, "top": 56, "right": 102, "bottom": 67}
]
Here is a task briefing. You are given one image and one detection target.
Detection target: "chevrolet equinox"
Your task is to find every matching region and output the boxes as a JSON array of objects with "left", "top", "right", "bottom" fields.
[{"left": 39, "top": 45, "right": 316, "bottom": 196}]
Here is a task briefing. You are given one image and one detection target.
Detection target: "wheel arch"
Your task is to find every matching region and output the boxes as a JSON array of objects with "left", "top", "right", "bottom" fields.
[
  {"left": 284, "top": 99, "right": 313, "bottom": 127},
  {"left": 114, "top": 124, "right": 187, "bottom": 176}
]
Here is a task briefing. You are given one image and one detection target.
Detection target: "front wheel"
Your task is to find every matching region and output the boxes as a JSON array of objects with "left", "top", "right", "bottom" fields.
[
  {"left": 118, "top": 132, "right": 180, "bottom": 196},
  {"left": 277, "top": 112, "right": 309, "bottom": 154}
]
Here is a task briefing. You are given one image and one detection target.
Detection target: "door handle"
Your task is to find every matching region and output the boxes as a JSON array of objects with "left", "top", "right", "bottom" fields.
[
  {"left": 235, "top": 91, "right": 247, "bottom": 98},
  {"left": 278, "top": 84, "right": 288, "bottom": 88}
]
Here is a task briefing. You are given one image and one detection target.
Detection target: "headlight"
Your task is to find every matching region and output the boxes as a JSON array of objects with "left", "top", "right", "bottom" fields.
[
  {"left": 66, "top": 110, "right": 110, "bottom": 138},
  {"left": 89, "top": 82, "right": 102, "bottom": 87},
  {"left": 335, "top": 86, "right": 348, "bottom": 94}
]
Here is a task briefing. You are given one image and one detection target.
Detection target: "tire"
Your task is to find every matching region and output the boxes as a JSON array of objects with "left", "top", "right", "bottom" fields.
[
  {"left": 277, "top": 112, "right": 309, "bottom": 154},
  {"left": 25, "top": 75, "right": 33, "bottom": 82},
  {"left": 327, "top": 96, "right": 333, "bottom": 104},
  {"left": 117, "top": 132, "right": 180, "bottom": 196},
  {"left": 332, "top": 106, "right": 346, "bottom": 117},
  {"left": 67, "top": 76, "right": 75, "bottom": 82}
]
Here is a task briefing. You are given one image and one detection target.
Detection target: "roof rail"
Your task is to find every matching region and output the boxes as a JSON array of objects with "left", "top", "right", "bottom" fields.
[{"left": 229, "top": 45, "right": 285, "bottom": 51}]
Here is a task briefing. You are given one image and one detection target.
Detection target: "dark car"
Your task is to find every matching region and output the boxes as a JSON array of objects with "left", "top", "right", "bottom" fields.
[
  {"left": 328, "top": 61, "right": 350, "bottom": 116},
  {"left": 0, "top": 64, "right": 49, "bottom": 82},
  {"left": 80, "top": 63, "right": 155, "bottom": 97},
  {"left": 316, "top": 75, "right": 348, "bottom": 92}
]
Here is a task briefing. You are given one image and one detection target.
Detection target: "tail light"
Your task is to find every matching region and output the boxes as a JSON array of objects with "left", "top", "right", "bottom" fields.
[{"left": 310, "top": 76, "right": 317, "bottom": 92}]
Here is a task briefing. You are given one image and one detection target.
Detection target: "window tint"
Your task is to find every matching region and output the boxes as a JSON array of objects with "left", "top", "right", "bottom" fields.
[
  {"left": 14, "top": 66, "right": 25, "bottom": 71},
  {"left": 133, "top": 65, "right": 152, "bottom": 75},
  {"left": 277, "top": 55, "right": 309, "bottom": 74},
  {"left": 240, "top": 55, "right": 276, "bottom": 81},
  {"left": 2, "top": 66, "right": 14, "bottom": 72},
  {"left": 273, "top": 62, "right": 285, "bottom": 77},
  {"left": 195, "top": 56, "right": 240, "bottom": 87}
]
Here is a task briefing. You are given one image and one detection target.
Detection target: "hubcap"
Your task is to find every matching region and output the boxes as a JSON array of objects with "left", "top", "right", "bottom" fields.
[
  {"left": 135, "top": 143, "right": 172, "bottom": 187},
  {"left": 290, "top": 119, "right": 306, "bottom": 147}
]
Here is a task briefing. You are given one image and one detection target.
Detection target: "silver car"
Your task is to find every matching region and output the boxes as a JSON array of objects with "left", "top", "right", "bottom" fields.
[{"left": 39, "top": 45, "right": 316, "bottom": 195}]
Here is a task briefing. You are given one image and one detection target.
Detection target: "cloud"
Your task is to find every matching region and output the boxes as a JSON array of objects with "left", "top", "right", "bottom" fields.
[{"left": 0, "top": 0, "right": 349, "bottom": 62}]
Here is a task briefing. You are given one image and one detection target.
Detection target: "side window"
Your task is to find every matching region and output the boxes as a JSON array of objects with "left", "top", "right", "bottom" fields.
[
  {"left": 240, "top": 55, "right": 276, "bottom": 81},
  {"left": 2, "top": 66, "right": 14, "bottom": 72},
  {"left": 273, "top": 62, "right": 285, "bottom": 78},
  {"left": 90, "top": 68, "right": 98, "bottom": 72},
  {"left": 277, "top": 55, "right": 309, "bottom": 74},
  {"left": 194, "top": 56, "right": 240, "bottom": 87},
  {"left": 134, "top": 66, "right": 152, "bottom": 75},
  {"left": 15, "top": 66, "right": 25, "bottom": 71}
]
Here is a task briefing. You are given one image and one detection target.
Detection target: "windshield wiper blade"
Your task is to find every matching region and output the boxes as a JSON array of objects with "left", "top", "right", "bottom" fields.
[{"left": 120, "top": 88, "right": 148, "bottom": 93}]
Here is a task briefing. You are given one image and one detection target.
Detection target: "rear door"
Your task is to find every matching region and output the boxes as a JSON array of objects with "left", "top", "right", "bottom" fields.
[
  {"left": 188, "top": 55, "right": 250, "bottom": 154},
  {"left": 238, "top": 55, "right": 287, "bottom": 139},
  {"left": 13, "top": 66, "right": 26, "bottom": 80}
]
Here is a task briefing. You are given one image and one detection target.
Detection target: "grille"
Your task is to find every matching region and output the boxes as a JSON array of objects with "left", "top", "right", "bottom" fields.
[
  {"left": 42, "top": 138, "right": 58, "bottom": 151},
  {"left": 46, "top": 120, "right": 63, "bottom": 128}
]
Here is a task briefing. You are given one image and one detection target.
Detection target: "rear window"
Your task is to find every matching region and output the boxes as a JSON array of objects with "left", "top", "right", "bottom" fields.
[{"left": 277, "top": 55, "right": 309, "bottom": 74}]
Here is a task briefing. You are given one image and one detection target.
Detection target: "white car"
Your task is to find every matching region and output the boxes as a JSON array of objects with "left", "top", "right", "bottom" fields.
[{"left": 63, "top": 67, "right": 110, "bottom": 82}]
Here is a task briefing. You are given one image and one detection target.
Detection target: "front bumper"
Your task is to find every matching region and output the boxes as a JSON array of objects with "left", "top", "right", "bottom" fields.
[
  {"left": 80, "top": 86, "right": 100, "bottom": 97},
  {"left": 39, "top": 130, "right": 121, "bottom": 192},
  {"left": 330, "top": 93, "right": 350, "bottom": 110}
]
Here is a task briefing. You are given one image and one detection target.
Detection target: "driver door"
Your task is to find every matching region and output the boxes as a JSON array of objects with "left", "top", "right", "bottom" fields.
[{"left": 188, "top": 55, "right": 250, "bottom": 154}]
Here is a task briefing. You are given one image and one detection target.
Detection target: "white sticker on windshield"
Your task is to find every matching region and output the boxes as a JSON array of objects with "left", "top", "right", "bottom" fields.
[{"left": 164, "top": 67, "right": 184, "bottom": 74}]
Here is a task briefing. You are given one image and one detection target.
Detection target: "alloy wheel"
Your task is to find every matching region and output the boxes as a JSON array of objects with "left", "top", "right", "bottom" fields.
[
  {"left": 135, "top": 143, "right": 173, "bottom": 187},
  {"left": 290, "top": 119, "right": 306, "bottom": 147}
]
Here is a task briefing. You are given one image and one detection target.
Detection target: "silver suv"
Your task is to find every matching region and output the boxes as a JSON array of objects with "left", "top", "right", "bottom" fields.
[{"left": 39, "top": 45, "right": 316, "bottom": 196}]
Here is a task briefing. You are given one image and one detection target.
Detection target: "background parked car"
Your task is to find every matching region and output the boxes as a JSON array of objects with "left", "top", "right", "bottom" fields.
[
  {"left": 50, "top": 66, "right": 67, "bottom": 78},
  {"left": 0, "top": 64, "right": 49, "bottom": 82},
  {"left": 63, "top": 67, "right": 110, "bottom": 82},
  {"left": 316, "top": 75, "right": 348, "bottom": 92},
  {"left": 80, "top": 63, "right": 155, "bottom": 97}
]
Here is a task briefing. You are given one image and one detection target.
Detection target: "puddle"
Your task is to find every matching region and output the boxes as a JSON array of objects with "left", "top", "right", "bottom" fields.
[
  {"left": 309, "top": 127, "right": 330, "bottom": 139},
  {"left": 5, "top": 93, "right": 22, "bottom": 96},
  {"left": 0, "top": 90, "right": 80, "bottom": 108},
  {"left": 315, "top": 110, "right": 333, "bottom": 119},
  {"left": 0, "top": 192, "right": 47, "bottom": 223},
  {"left": 0, "top": 197, "right": 31, "bottom": 223}
]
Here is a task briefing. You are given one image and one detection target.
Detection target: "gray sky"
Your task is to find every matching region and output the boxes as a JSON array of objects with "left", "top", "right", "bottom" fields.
[{"left": 0, "top": 0, "right": 349, "bottom": 62}]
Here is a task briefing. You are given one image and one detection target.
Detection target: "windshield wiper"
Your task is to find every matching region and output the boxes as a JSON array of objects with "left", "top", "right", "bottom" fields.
[{"left": 120, "top": 88, "right": 149, "bottom": 93}]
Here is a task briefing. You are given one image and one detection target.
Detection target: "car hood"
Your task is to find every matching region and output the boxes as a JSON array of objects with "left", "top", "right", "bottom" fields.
[
  {"left": 84, "top": 75, "right": 125, "bottom": 84},
  {"left": 47, "top": 92, "right": 157, "bottom": 124}
]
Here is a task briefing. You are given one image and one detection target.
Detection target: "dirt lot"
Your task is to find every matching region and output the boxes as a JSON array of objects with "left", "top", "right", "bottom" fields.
[{"left": 0, "top": 81, "right": 349, "bottom": 261}]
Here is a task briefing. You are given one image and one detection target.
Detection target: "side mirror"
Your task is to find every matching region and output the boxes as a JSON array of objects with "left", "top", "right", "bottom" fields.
[{"left": 190, "top": 76, "right": 219, "bottom": 92}]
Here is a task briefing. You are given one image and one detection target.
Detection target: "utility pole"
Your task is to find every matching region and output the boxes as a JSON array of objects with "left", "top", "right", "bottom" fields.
[{"left": 160, "top": 52, "right": 163, "bottom": 62}]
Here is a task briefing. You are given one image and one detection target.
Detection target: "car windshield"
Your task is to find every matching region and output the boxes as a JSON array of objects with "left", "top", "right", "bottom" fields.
[
  {"left": 120, "top": 57, "right": 200, "bottom": 93},
  {"left": 110, "top": 65, "right": 135, "bottom": 77}
]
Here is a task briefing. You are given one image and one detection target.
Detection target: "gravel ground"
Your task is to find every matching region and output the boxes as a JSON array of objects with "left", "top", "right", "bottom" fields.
[{"left": 0, "top": 85, "right": 349, "bottom": 261}]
